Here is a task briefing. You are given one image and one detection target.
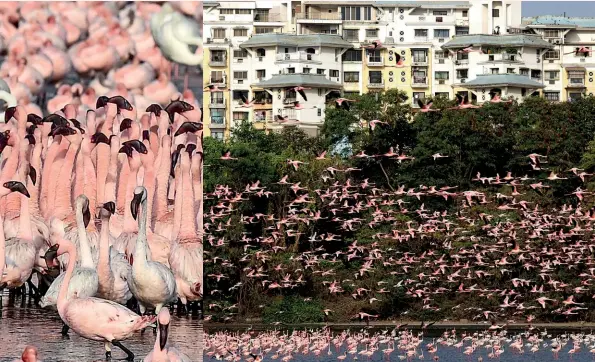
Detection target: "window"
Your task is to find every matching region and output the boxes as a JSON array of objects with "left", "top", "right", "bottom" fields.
[
  {"left": 287, "top": 67, "right": 295, "bottom": 74},
  {"left": 341, "top": 6, "right": 361, "bottom": 20},
  {"left": 285, "top": 89, "right": 297, "bottom": 100},
  {"left": 435, "top": 51, "right": 446, "bottom": 59},
  {"left": 520, "top": 68, "right": 529, "bottom": 76},
  {"left": 211, "top": 131, "right": 224, "bottom": 140},
  {"left": 569, "top": 70, "right": 585, "bottom": 84},
  {"left": 330, "top": 69, "right": 339, "bottom": 77},
  {"left": 220, "top": 9, "right": 234, "bottom": 14},
  {"left": 363, "top": 6, "right": 372, "bottom": 20},
  {"left": 546, "top": 71, "right": 559, "bottom": 80},
  {"left": 233, "top": 112, "right": 248, "bottom": 121},
  {"left": 544, "top": 92, "right": 560, "bottom": 101},
  {"left": 456, "top": 69, "right": 468, "bottom": 78},
  {"left": 435, "top": 71, "right": 449, "bottom": 80},
  {"left": 413, "top": 69, "right": 426, "bottom": 83},
  {"left": 412, "top": 50, "right": 427, "bottom": 63},
  {"left": 531, "top": 69, "right": 542, "bottom": 79},
  {"left": 544, "top": 50, "right": 559, "bottom": 59},
  {"left": 342, "top": 49, "right": 362, "bottom": 62},
  {"left": 318, "top": 109, "right": 322, "bottom": 117},
  {"left": 256, "top": 69, "right": 266, "bottom": 79},
  {"left": 210, "top": 71, "right": 224, "bottom": 82},
  {"left": 433, "top": 10, "right": 447, "bottom": 15},
  {"left": 569, "top": 92, "right": 583, "bottom": 102},
  {"left": 211, "top": 92, "right": 224, "bottom": 104},
  {"left": 303, "top": 67, "right": 311, "bottom": 74},
  {"left": 434, "top": 29, "right": 450, "bottom": 38},
  {"left": 413, "top": 92, "right": 425, "bottom": 105},
  {"left": 368, "top": 49, "right": 382, "bottom": 62},
  {"left": 462, "top": 10, "right": 468, "bottom": 17},
  {"left": 233, "top": 71, "right": 247, "bottom": 79},
  {"left": 457, "top": 52, "right": 469, "bottom": 60},
  {"left": 317, "top": 69, "right": 325, "bottom": 75},
  {"left": 456, "top": 27, "right": 469, "bottom": 35},
  {"left": 544, "top": 29, "right": 559, "bottom": 38},
  {"left": 366, "top": 29, "right": 378, "bottom": 38},
  {"left": 232, "top": 90, "right": 248, "bottom": 100},
  {"left": 343, "top": 29, "right": 359, "bottom": 41},
  {"left": 344, "top": 72, "right": 359, "bottom": 82},
  {"left": 233, "top": 49, "right": 248, "bottom": 58},
  {"left": 210, "top": 50, "right": 226, "bottom": 63},
  {"left": 254, "top": 9, "right": 269, "bottom": 20},
  {"left": 369, "top": 71, "right": 383, "bottom": 84},
  {"left": 236, "top": 9, "right": 251, "bottom": 14},
  {"left": 255, "top": 27, "right": 275, "bottom": 34},
  {"left": 507, "top": 68, "right": 515, "bottom": 74},
  {"left": 435, "top": 92, "right": 449, "bottom": 98},
  {"left": 234, "top": 28, "right": 248, "bottom": 37},
  {"left": 414, "top": 29, "right": 428, "bottom": 39},
  {"left": 211, "top": 109, "right": 224, "bottom": 123},
  {"left": 491, "top": 68, "right": 499, "bottom": 74},
  {"left": 492, "top": 9, "right": 499, "bottom": 17},
  {"left": 213, "top": 28, "right": 226, "bottom": 39}
]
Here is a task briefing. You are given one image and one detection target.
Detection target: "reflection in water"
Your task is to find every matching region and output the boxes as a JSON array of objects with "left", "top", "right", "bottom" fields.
[{"left": 0, "top": 292, "right": 202, "bottom": 361}]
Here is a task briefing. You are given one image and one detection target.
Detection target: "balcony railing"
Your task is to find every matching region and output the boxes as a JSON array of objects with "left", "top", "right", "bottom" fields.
[
  {"left": 275, "top": 52, "right": 320, "bottom": 62},
  {"left": 454, "top": 59, "right": 469, "bottom": 65},
  {"left": 414, "top": 36, "right": 429, "bottom": 42},
  {"left": 209, "top": 99, "right": 227, "bottom": 108},
  {"left": 412, "top": 77, "right": 428, "bottom": 86},
  {"left": 209, "top": 56, "right": 227, "bottom": 66},
  {"left": 455, "top": 19, "right": 469, "bottom": 26},
  {"left": 254, "top": 113, "right": 272, "bottom": 122},
  {"left": 210, "top": 117, "right": 226, "bottom": 127},
  {"left": 254, "top": 14, "right": 283, "bottom": 22},
  {"left": 567, "top": 80, "right": 585, "bottom": 87},
  {"left": 296, "top": 12, "right": 342, "bottom": 21},
  {"left": 344, "top": 35, "right": 360, "bottom": 42},
  {"left": 367, "top": 57, "right": 384, "bottom": 66},
  {"left": 412, "top": 56, "right": 428, "bottom": 64},
  {"left": 283, "top": 97, "right": 297, "bottom": 104},
  {"left": 367, "top": 81, "right": 385, "bottom": 88},
  {"left": 209, "top": 77, "right": 226, "bottom": 85}
]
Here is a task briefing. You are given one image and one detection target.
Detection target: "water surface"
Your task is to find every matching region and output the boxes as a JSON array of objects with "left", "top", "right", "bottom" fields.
[{"left": 0, "top": 292, "right": 202, "bottom": 361}]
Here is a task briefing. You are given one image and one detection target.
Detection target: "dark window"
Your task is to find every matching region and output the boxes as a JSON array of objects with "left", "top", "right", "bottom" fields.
[
  {"left": 342, "top": 49, "right": 363, "bottom": 62},
  {"left": 492, "top": 9, "right": 499, "bottom": 17}
]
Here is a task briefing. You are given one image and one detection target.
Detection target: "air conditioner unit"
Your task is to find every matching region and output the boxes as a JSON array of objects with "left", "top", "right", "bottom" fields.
[
  {"left": 238, "top": 58, "right": 243, "bottom": 63},
  {"left": 258, "top": 56, "right": 264, "bottom": 61},
  {"left": 438, "top": 79, "right": 445, "bottom": 84},
  {"left": 455, "top": 60, "right": 460, "bottom": 65},
  {"left": 554, "top": 39, "right": 561, "bottom": 44},
  {"left": 581, "top": 58, "right": 586, "bottom": 62},
  {"left": 436, "top": 17, "right": 443, "bottom": 22},
  {"left": 439, "top": 38, "right": 444, "bottom": 43},
  {"left": 438, "top": 59, "right": 445, "bottom": 64},
  {"left": 219, "top": 16, "right": 225, "bottom": 20},
  {"left": 460, "top": 78, "right": 466, "bottom": 83},
  {"left": 284, "top": 54, "right": 290, "bottom": 60},
  {"left": 537, "top": 59, "right": 540, "bottom": 63},
  {"left": 549, "top": 80, "right": 555, "bottom": 84},
  {"left": 207, "top": 38, "right": 212, "bottom": 44},
  {"left": 549, "top": 60, "right": 554, "bottom": 63},
  {"left": 238, "top": 80, "right": 244, "bottom": 84}
]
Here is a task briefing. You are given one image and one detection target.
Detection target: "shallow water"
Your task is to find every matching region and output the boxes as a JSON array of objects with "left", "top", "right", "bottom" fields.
[{"left": 0, "top": 291, "right": 202, "bottom": 362}]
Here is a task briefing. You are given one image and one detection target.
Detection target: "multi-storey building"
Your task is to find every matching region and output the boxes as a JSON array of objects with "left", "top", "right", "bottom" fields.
[{"left": 203, "top": 1, "right": 595, "bottom": 140}]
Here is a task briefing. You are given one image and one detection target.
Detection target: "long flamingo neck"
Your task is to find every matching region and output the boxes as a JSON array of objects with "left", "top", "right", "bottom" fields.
[
  {"left": 178, "top": 152, "right": 196, "bottom": 240},
  {"left": 76, "top": 202, "right": 94, "bottom": 268},
  {"left": 82, "top": 145, "right": 97, "bottom": 231},
  {"left": 18, "top": 187, "right": 32, "bottom": 241},
  {"left": 123, "top": 161, "right": 139, "bottom": 233},
  {"left": 39, "top": 140, "right": 60, "bottom": 217},
  {"left": 134, "top": 194, "right": 149, "bottom": 267},
  {"left": 171, "top": 163, "right": 183, "bottom": 241},
  {"left": 53, "top": 140, "right": 79, "bottom": 221},
  {"left": 193, "top": 154, "right": 204, "bottom": 240},
  {"left": 57, "top": 241, "right": 77, "bottom": 317},
  {"left": 0, "top": 213, "right": 5, "bottom": 281},
  {"left": 97, "top": 213, "right": 112, "bottom": 293},
  {"left": 153, "top": 137, "right": 171, "bottom": 222},
  {"left": 28, "top": 142, "right": 42, "bottom": 217},
  {"left": 105, "top": 140, "right": 120, "bottom": 203},
  {"left": 95, "top": 143, "right": 110, "bottom": 205}
]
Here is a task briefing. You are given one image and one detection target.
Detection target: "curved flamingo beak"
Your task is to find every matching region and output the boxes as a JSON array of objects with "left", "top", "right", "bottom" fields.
[{"left": 159, "top": 323, "right": 169, "bottom": 350}]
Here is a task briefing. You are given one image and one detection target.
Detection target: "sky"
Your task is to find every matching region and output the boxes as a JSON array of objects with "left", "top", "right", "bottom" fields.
[{"left": 522, "top": 1, "right": 595, "bottom": 17}]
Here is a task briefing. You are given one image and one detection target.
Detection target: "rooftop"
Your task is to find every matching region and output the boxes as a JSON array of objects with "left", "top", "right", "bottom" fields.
[
  {"left": 523, "top": 16, "right": 595, "bottom": 28},
  {"left": 253, "top": 74, "right": 343, "bottom": 89},
  {"left": 460, "top": 74, "right": 546, "bottom": 89},
  {"left": 303, "top": 0, "right": 471, "bottom": 8},
  {"left": 442, "top": 34, "right": 553, "bottom": 49},
  {"left": 240, "top": 33, "right": 353, "bottom": 48}
]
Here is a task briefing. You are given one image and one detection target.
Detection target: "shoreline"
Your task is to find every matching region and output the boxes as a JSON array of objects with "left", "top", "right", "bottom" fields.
[{"left": 204, "top": 321, "right": 595, "bottom": 332}]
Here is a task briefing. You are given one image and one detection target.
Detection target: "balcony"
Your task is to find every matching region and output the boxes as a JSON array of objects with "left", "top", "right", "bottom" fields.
[
  {"left": 275, "top": 52, "right": 320, "bottom": 63},
  {"left": 414, "top": 36, "right": 429, "bottom": 42},
  {"left": 367, "top": 81, "right": 385, "bottom": 89},
  {"left": 209, "top": 77, "right": 227, "bottom": 86},
  {"left": 367, "top": 57, "right": 384, "bottom": 66},
  {"left": 412, "top": 77, "right": 428, "bottom": 87},
  {"left": 253, "top": 13, "right": 284, "bottom": 23},
  {"left": 455, "top": 19, "right": 469, "bottom": 26},
  {"left": 412, "top": 56, "right": 428, "bottom": 66},
  {"left": 209, "top": 56, "right": 227, "bottom": 67},
  {"left": 454, "top": 59, "right": 469, "bottom": 66},
  {"left": 210, "top": 117, "right": 226, "bottom": 128},
  {"left": 209, "top": 99, "right": 227, "bottom": 108},
  {"left": 254, "top": 113, "right": 272, "bottom": 122},
  {"left": 296, "top": 12, "right": 342, "bottom": 22},
  {"left": 283, "top": 97, "right": 297, "bottom": 105},
  {"left": 567, "top": 80, "right": 586, "bottom": 88}
]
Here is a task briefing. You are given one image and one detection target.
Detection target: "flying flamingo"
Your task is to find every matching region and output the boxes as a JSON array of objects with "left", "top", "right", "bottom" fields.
[{"left": 336, "top": 97, "right": 356, "bottom": 111}]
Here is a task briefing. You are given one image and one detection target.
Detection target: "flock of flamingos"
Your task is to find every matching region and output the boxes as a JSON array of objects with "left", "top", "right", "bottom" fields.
[{"left": 0, "top": 1, "right": 202, "bottom": 362}]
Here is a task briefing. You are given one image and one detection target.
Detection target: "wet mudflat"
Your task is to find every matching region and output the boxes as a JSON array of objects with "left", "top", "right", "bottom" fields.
[{"left": 0, "top": 291, "right": 202, "bottom": 362}]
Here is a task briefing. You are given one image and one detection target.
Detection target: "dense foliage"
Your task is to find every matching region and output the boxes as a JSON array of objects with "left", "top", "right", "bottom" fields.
[{"left": 204, "top": 92, "right": 595, "bottom": 324}]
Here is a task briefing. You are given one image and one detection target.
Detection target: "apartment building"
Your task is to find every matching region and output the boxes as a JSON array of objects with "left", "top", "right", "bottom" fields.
[{"left": 205, "top": 1, "right": 595, "bottom": 140}]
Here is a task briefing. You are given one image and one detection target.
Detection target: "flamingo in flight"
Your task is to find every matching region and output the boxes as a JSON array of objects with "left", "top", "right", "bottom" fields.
[
  {"left": 417, "top": 99, "right": 439, "bottom": 112},
  {"left": 449, "top": 94, "right": 479, "bottom": 109},
  {"left": 288, "top": 86, "right": 309, "bottom": 101},
  {"left": 488, "top": 90, "right": 512, "bottom": 104},
  {"left": 336, "top": 98, "right": 356, "bottom": 111},
  {"left": 239, "top": 93, "right": 256, "bottom": 107}
]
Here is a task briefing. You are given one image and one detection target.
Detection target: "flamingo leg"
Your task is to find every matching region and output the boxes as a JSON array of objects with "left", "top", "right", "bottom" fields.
[
  {"left": 61, "top": 323, "right": 70, "bottom": 336},
  {"left": 112, "top": 340, "right": 135, "bottom": 361}
]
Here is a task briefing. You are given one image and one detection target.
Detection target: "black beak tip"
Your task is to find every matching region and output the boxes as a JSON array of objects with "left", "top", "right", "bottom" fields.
[{"left": 103, "top": 201, "right": 116, "bottom": 215}]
